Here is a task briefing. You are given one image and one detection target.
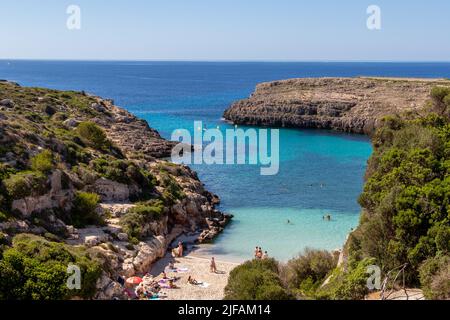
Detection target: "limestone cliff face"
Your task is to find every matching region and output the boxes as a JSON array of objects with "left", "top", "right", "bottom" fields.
[{"left": 224, "top": 77, "right": 450, "bottom": 134}]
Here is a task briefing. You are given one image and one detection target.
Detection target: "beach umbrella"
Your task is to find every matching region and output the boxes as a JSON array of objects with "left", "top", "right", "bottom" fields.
[{"left": 126, "top": 276, "right": 143, "bottom": 285}]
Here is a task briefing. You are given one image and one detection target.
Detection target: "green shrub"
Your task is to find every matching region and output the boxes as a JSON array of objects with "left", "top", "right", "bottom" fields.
[
  {"left": 0, "top": 211, "right": 8, "bottom": 222},
  {"left": 0, "top": 234, "right": 102, "bottom": 300},
  {"left": 64, "top": 141, "right": 90, "bottom": 165},
  {"left": 91, "top": 158, "right": 156, "bottom": 197},
  {"left": 316, "top": 258, "right": 376, "bottom": 300},
  {"left": 431, "top": 86, "right": 450, "bottom": 103},
  {"left": 3, "top": 171, "right": 47, "bottom": 200},
  {"left": 0, "top": 163, "right": 16, "bottom": 181},
  {"left": 419, "top": 254, "right": 450, "bottom": 300},
  {"left": 70, "top": 192, "right": 102, "bottom": 228},
  {"left": 224, "top": 258, "right": 293, "bottom": 300},
  {"left": 30, "top": 150, "right": 53, "bottom": 173},
  {"left": 128, "top": 201, "right": 164, "bottom": 220},
  {"left": 77, "top": 122, "right": 109, "bottom": 150},
  {"left": 160, "top": 174, "right": 185, "bottom": 204},
  {"left": 120, "top": 200, "right": 165, "bottom": 240},
  {"left": 283, "top": 248, "right": 337, "bottom": 297},
  {"left": 431, "top": 86, "right": 450, "bottom": 115}
]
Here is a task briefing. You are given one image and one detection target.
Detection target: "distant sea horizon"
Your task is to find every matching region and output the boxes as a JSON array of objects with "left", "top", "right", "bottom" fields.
[{"left": 2, "top": 59, "right": 450, "bottom": 63}]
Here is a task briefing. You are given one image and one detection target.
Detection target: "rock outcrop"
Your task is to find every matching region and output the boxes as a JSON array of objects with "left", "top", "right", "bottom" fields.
[{"left": 224, "top": 77, "right": 450, "bottom": 134}]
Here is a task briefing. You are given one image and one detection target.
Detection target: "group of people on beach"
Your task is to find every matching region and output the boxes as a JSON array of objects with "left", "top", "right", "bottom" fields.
[
  {"left": 254, "top": 246, "right": 269, "bottom": 260},
  {"left": 172, "top": 241, "right": 218, "bottom": 273}
]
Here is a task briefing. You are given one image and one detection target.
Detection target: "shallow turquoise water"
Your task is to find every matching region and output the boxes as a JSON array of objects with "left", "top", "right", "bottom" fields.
[
  {"left": 197, "top": 207, "right": 360, "bottom": 262},
  {"left": 183, "top": 126, "right": 372, "bottom": 262}
]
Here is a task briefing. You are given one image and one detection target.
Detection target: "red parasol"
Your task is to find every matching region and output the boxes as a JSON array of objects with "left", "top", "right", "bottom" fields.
[{"left": 126, "top": 276, "right": 143, "bottom": 286}]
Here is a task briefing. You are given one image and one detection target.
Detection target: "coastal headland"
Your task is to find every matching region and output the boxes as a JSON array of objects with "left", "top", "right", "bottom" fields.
[{"left": 224, "top": 77, "right": 450, "bottom": 134}]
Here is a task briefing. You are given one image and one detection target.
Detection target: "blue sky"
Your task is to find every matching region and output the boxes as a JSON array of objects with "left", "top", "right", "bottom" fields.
[{"left": 1, "top": 0, "right": 449, "bottom": 61}]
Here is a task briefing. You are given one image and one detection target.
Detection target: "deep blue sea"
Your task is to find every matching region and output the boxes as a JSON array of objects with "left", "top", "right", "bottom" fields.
[{"left": 2, "top": 61, "right": 450, "bottom": 261}]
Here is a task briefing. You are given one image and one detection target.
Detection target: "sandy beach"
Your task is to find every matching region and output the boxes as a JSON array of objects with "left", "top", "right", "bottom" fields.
[{"left": 149, "top": 250, "right": 239, "bottom": 300}]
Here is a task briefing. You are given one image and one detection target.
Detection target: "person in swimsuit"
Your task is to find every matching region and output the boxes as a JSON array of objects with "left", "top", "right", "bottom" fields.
[{"left": 210, "top": 257, "right": 217, "bottom": 273}]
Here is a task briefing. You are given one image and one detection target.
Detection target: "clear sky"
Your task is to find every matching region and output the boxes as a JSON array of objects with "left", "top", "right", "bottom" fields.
[{"left": 1, "top": 0, "right": 449, "bottom": 61}]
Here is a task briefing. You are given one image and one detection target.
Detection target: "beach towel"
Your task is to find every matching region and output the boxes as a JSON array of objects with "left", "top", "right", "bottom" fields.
[
  {"left": 160, "top": 284, "right": 178, "bottom": 289},
  {"left": 199, "top": 282, "right": 210, "bottom": 288}
]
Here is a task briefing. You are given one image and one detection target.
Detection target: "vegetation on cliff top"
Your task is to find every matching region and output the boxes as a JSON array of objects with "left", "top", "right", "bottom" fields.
[{"left": 333, "top": 88, "right": 449, "bottom": 299}]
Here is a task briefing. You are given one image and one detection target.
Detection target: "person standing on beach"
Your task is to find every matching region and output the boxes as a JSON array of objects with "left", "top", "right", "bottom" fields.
[
  {"left": 210, "top": 257, "right": 217, "bottom": 273},
  {"left": 254, "top": 246, "right": 259, "bottom": 258},
  {"left": 262, "top": 251, "right": 269, "bottom": 259},
  {"left": 178, "top": 241, "right": 184, "bottom": 257}
]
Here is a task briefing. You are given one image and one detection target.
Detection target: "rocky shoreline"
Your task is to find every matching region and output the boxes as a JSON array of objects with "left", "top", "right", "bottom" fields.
[
  {"left": 0, "top": 81, "right": 232, "bottom": 299},
  {"left": 223, "top": 77, "right": 450, "bottom": 134}
]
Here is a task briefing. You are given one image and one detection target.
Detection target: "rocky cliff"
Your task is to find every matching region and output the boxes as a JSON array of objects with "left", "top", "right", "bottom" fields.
[
  {"left": 0, "top": 81, "right": 231, "bottom": 300},
  {"left": 223, "top": 77, "right": 450, "bottom": 134}
]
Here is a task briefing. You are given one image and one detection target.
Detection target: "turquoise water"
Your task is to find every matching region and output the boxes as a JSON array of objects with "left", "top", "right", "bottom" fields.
[
  {"left": 185, "top": 126, "right": 372, "bottom": 262},
  {"left": 3, "top": 61, "right": 449, "bottom": 261}
]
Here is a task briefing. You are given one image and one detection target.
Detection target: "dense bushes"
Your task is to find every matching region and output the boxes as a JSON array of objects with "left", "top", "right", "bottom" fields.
[
  {"left": 160, "top": 173, "right": 185, "bottom": 204},
  {"left": 0, "top": 234, "right": 102, "bottom": 300},
  {"left": 91, "top": 158, "right": 156, "bottom": 196},
  {"left": 30, "top": 150, "right": 53, "bottom": 173},
  {"left": 77, "top": 121, "right": 110, "bottom": 150},
  {"left": 225, "top": 259, "right": 293, "bottom": 300},
  {"left": 316, "top": 258, "right": 376, "bottom": 300},
  {"left": 2, "top": 171, "right": 48, "bottom": 200},
  {"left": 419, "top": 254, "right": 450, "bottom": 300},
  {"left": 282, "top": 249, "right": 337, "bottom": 297},
  {"left": 70, "top": 192, "right": 102, "bottom": 228},
  {"left": 120, "top": 200, "right": 165, "bottom": 241},
  {"left": 0, "top": 211, "right": 8, "bottom": 222},
  {"left": 430, "top": 86, "right": 450, "bottom": 116},
  {"left": 351, "top": 111, "right": 450, "bottom": 292}
]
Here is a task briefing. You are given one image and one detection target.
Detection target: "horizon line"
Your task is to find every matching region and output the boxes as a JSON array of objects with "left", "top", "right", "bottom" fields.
[{"left": 2, "top": 58, "right": 450, "bottom": 64}]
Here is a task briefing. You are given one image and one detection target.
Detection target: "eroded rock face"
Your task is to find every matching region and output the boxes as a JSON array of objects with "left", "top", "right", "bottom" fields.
[
  {"left": 95, "top": 273, "right": 127, "bottom": 300},
  {"left": 94, "top": 101, "right": 177, "bottom": 160},
  {"left": 122, "top": 236, "right": 167, "bottom": 277},
  {"left": 11, "top": 170, "right": 73, "bottom": 217},
  {"left": 224, "top": 77, "right": 450, "bottom": 134},
  {"left": 92, "top": 178, "right": 130, "bottom": 202}
]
